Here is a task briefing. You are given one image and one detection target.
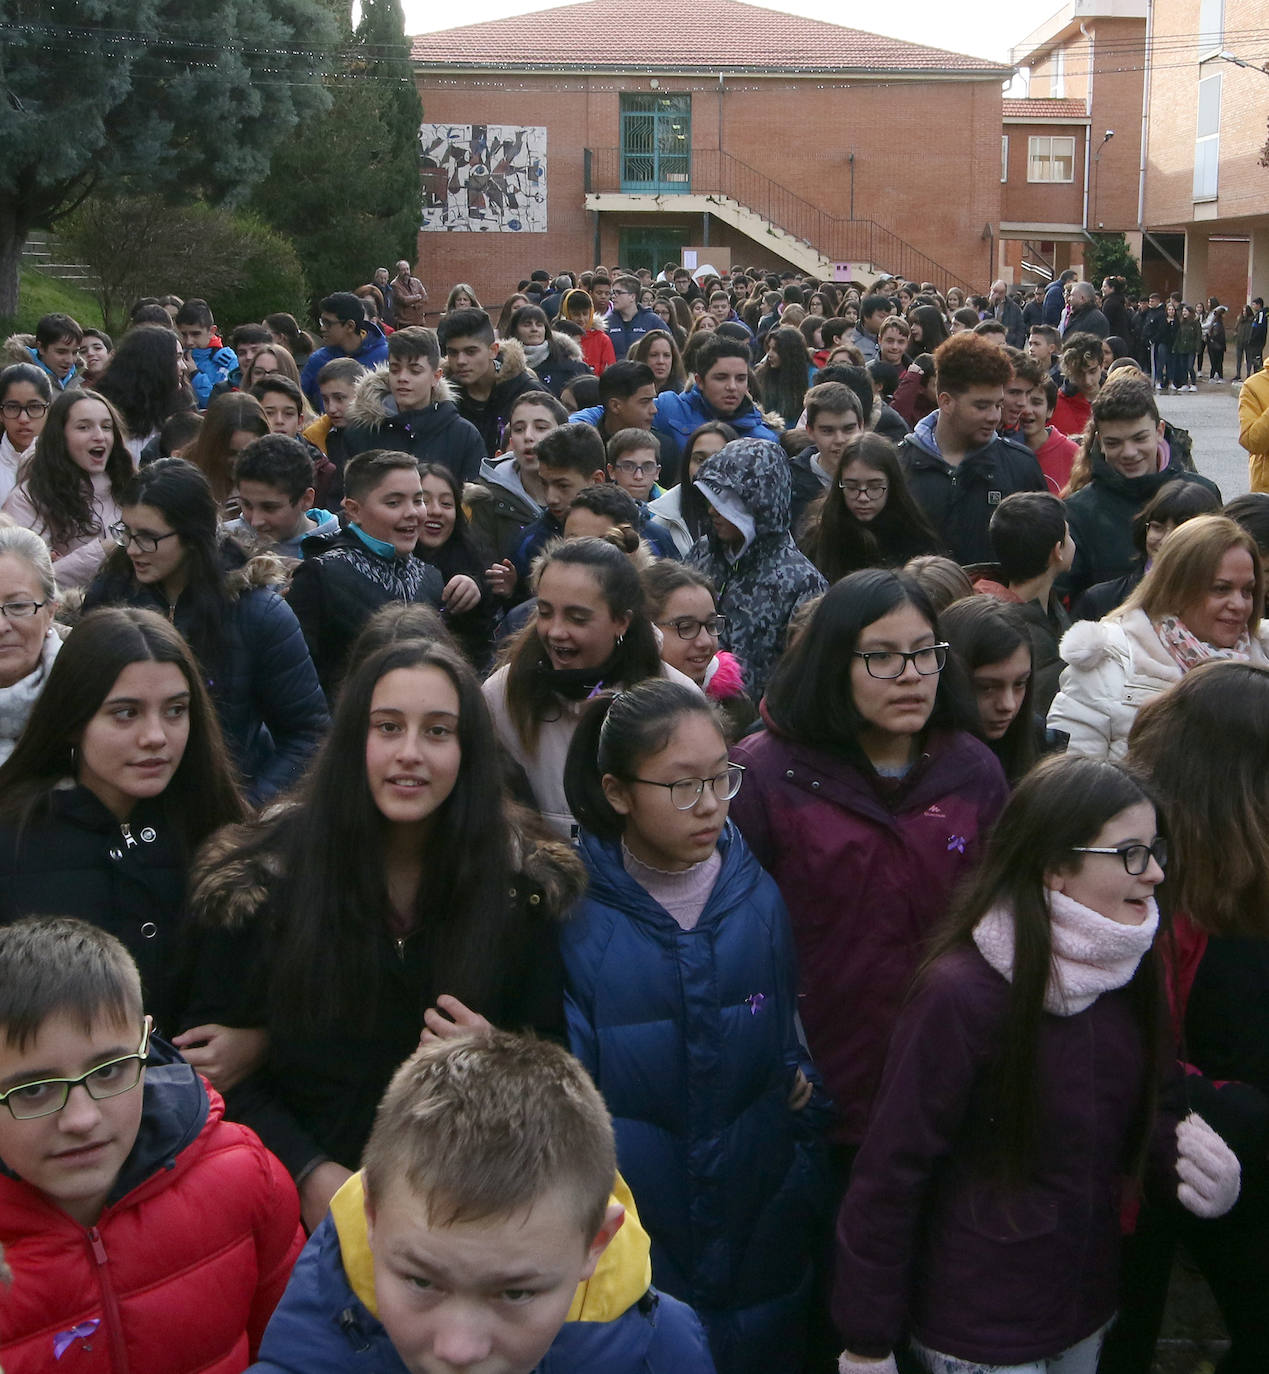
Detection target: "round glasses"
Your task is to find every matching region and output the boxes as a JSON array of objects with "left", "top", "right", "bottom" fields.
[
  {"left": 853, "top": 643, "right": 949, "bottom": 679},
  {"left": 0, "top": 1021, "right": 151, "bottom": 1120},
  {"left": 658, "top": 614, "right": 727, "bottom": 640},
  {"left": 629, "top": 764, "right": 745, "bottom": 810},
  {"left": 1070, "top": 838, "right": 1168, "bottom": 875},
  {"left": 1, "top": 400, "right": 48, "bottom": 421}
]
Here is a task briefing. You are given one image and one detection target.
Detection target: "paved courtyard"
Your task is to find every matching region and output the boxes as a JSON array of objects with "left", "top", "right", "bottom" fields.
[{"left": 1156, "top": 379, "right": 1252, "bottom": 500}]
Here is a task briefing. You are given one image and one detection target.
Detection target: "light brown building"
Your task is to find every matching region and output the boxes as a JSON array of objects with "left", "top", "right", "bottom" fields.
[{"left": 409, "top": 0, "right": 1013, "bottom": 308}]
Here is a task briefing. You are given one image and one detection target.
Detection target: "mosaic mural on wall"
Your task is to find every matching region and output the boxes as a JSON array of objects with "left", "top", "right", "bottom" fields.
[{"left": 419, "top": 125, "right": 547, "bottom": 232}]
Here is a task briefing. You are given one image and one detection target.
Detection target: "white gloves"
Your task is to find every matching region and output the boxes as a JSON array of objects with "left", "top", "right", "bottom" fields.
[
  {"left": 1176, "top": 1112, "right": 1241, "bottom": 1219},
  {"left": 838, "top": 1354, "right": 899, "bottom": 1374}
]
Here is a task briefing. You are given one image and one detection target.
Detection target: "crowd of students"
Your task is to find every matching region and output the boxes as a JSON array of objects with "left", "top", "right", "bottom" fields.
[{"left": 0, "top": 259, "right": 1267, "bottom": 1374}]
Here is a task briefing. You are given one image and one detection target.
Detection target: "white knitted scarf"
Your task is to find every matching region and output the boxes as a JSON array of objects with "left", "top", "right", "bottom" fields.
[{"left": 972, "top": 889, "right": 1159, "bottom": 1016}]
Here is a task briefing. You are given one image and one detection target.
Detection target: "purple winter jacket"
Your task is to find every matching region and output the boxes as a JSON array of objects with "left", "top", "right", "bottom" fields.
[
  {"left": 728, "top": 725, "right": 1008, "bottom": 1143},
  {"left": 833, "top": 945, "right": 1178, "bottom": 1366}
]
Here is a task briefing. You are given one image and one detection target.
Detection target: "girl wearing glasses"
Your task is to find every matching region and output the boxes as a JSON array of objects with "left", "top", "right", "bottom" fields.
[
  {"left": 561, "top": 680, "right": 830, "bottom": 1374},
  {"left": 83, "top": 459, "right": 327, "bottom": 804},
  {"left": 1050, "top": 515, "right": 1269, "bottom": 760},
  {"left": 1104, "top": 662, "right": 1269, "bottom": 1374},
  {"left": 188, "top": 638, "right": 584, "bottom": 1232},
  {"left": 0, "top": 363, "right": 52, "bottom": 506},
  {"left": 834, "top": 754, "right": 1240, "bottom": 1374},
  {"left": 2, "top": 388, "right": 134, "bottom": 589},
  {"left": 0, "top": 607, "right": 245, "bottom": 1031},
  {"left": 799, "top": 433, "right": 942, "bottom": 584},
  {"left": 729, "top": 570, "right": 1007, "bottom": 1163},
  {"left": 642, "top": 561, "right": 755, "bottom": 737}
]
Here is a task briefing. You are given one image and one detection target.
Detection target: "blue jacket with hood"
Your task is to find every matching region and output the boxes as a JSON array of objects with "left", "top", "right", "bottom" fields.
[
  {"left": 687, "top": 438, "right": 826, "bottom": 699},
  {"left": 248, "top": 1171, "right": 716, "bottom": 1374},
  {"left": 300, "top": 322, "right": 390, "bottom": 411},
  {"left": 653, "top": 387, "right": 779, "bottom": 475},
  {"left": 564, "top": 824, "right": 832, "bottom": 1374}
]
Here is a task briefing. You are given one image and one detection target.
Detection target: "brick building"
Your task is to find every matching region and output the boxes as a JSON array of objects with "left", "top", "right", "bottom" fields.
[{"left": 409, "top": 0, "right": 1012, "bottom": 310}]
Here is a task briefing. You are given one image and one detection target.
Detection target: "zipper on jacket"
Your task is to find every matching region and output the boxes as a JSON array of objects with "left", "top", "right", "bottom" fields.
[{"left": 87, "top": 1227, "right": 131, "bottom": 1373}]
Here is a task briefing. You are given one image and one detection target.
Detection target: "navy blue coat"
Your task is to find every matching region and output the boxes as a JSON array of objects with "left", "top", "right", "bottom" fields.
[{"left": 563, "top": 824, "right": 832, "bottom": 1374}]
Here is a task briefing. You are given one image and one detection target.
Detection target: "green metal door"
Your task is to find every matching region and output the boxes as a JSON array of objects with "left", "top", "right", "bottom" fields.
[
  {"left": 618, "top": 226, "right": 690, "bottom": 273},
  {"left": 620, "top": 95, "right": 691, "bottom": 194}
]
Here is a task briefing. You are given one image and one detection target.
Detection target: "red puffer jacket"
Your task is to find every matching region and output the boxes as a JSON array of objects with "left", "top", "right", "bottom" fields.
[
  {"left": 0, "top": 1041, "right": 303, "bottom": 1374},
  {"left": 729, "top": 722, "right": 1009, "bottom": 1144}
]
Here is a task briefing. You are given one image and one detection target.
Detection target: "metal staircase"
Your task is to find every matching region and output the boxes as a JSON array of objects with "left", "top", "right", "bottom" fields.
[{"left": 584, "top": 148, "right": 973, "bottom": 291}]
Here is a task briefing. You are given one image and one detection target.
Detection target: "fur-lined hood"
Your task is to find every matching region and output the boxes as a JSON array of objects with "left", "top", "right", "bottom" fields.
[
  {"left": 188, "top": 799, "right": 586, "bottom": 930},
  {"left": 348, "top": 365, "right": 459, "bottom": 429}
]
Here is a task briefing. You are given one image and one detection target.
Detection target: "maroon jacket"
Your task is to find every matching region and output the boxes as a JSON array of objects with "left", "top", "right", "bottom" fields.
[
  {"left": 729, "top": 726, "right": 1008, "bottom": 1143},
  {"left": 833, "top": 945, "right": 1177, "bottom": 1366}
]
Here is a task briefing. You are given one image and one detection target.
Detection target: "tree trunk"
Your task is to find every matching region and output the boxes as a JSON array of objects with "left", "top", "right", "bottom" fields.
[{"left": 0, "top": 197, "right": 26, "bottom": 323}]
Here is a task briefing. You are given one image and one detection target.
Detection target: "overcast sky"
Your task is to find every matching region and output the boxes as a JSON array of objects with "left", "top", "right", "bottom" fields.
[{"left": 402, "top": 0, "right": 1061, "bottom": 65}]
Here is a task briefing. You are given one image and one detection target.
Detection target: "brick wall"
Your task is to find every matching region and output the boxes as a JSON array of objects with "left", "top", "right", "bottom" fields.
[
  {"left": 412, "top": 70, "right": 1003, "bottom": 310},
  {"left": 1087, "top": 18, "right": 1146, "bottom": 231},
  {"left": 1003, "top": 123, "right": 1086, "bottom": 225}
]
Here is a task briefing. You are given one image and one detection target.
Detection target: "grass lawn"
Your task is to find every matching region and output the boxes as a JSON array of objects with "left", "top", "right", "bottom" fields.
[{"left": 4, "top": 267, "right": 104, "bottom": 336}]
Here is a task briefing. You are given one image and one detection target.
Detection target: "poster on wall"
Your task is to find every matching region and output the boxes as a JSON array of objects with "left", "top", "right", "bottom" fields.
[{"left": 419, "top": 125, "right": 547, "bottom": 233}]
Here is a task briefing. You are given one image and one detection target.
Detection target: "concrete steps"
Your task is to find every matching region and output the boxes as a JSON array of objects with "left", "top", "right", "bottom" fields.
[{"left": 21, "top": 232, "right": 95, "bottom": 286}]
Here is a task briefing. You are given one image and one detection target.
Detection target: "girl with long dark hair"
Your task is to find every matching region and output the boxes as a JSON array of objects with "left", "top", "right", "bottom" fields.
[
  {"left": 648, "top": 420, "right": 737, "bottom": 556},
  {"left": 729, "top": 571, "right": 1009, "bottom": 1158},
  {"left": 83, "top": 459, "right": 327, "bottom": 803},
  {"left": 415, "top": 461, "right": 498, "bottom": 669},
  {"left": 799, "top": 433, "right": 942, "bottom": 583},
  {"left": 755, "top": 325, "right": 813, "bottom": 428},
  {"left": 0, "top": 363, "right": 52, "bottom": 506},
  {"left": 834, "top": 754, "right": 1240, "bottom": 1374},
  {"left": 508, "top": 303, "right": 591, "bottom": 400},
  {"left": 941, "top": 595, "right": 1038, "bottom": 784},
  {"left": 184, "top": 391, "right": 268, "bottom": 510},
  {"left": 561, "top": 680, "right": 829, "bottom": 1373},
  {"left": 0, "top": 606, "right": 245, "bottom": 1029},
  {"left": 2, "top": 389, "right": 134, "bottom": 588},
  {"left": 188, "top": 638, "right": 584, "bottom": 1229},
  {"left": 483, "top": 537, "right": 697, "bottom": 836},
  {"left": 95, "top": 323, "right": 191, "bottom": 459}
]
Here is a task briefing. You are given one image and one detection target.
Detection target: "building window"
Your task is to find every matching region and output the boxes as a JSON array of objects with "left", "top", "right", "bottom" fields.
[
  {"left": 1001, "top": 135, "right": 1009, "bottom": 183},
  {"left": 1194, "top": 73, "right": 1221, "bottom": 200},
  {"left": 1053, "top": 47, "right": 1065, "bottom": 98},
  {"left": 1027, "top": 136, "right": 1076, "bottom": 182},
  {"left": 1198, "top": 0, "right": 1224, "bottom": 53}
]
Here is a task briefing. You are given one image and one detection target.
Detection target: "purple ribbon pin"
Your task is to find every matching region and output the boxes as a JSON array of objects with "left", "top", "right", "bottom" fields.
[
  {"left": 54, "top": 1320, "right": 100, "bottom": 1359},
  {"left": 946, "top": 834, "right": 967, "bottom": 854},
  {"left": 746, "top": 992, "right": 766, "bottom": 1015}
]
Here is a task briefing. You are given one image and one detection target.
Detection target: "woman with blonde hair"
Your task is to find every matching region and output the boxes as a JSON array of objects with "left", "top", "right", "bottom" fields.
[{"left": 1050, "top": 514, "right": 1269, "bottom": 759}]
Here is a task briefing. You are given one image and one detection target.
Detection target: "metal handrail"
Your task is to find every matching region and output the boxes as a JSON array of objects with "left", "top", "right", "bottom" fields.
[{"left": 585, "top": 147, "right": 973, "bottom": 291}]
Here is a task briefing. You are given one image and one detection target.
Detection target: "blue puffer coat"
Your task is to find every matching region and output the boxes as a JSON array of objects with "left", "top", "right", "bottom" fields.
[
  {"left": 563, "top": 823, "right": 832, "bottom": 1374},
  {"left": 652, "top": 385, "right": 779, "bottom": 473},
  {"left": 84, "top": 550, "right": 328, "bottom": 804}
]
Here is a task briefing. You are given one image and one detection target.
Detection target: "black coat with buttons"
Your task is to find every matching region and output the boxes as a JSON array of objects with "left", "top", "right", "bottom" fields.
[{"left": 0, "top": 786, "right": 197, "bottom": 1033}]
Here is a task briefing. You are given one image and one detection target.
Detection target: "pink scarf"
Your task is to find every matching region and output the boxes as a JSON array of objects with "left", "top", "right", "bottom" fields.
[
  {"left": 973, "top": 890, "right": 1158, "bottom": 1016},
  {"left": 1154, "top": 614, "right": 1251, "bottom": 673}
]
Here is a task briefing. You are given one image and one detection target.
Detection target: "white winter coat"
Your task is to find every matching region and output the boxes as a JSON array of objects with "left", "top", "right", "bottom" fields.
[{"left": 1047, "top": 607, "right": 1269, "bottom": 759}]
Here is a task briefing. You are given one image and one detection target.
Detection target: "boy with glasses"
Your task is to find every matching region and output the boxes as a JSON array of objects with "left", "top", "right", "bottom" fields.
[
  {"left": 300, "top": 293, "right": 389, "bottom": 413},
  {"left": 0, "top": 917, "right": 302, "bottom": 1371},
  {"left": 603, "top": 275, "right": 664, "bottom": 361}
]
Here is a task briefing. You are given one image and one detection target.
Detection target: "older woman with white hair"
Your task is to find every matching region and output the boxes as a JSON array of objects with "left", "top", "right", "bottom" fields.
[{"left": 0, "top": 522, "right": 61, "bottom": 761}]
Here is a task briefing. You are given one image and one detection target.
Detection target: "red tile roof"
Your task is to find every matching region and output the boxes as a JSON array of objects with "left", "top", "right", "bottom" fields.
[
  {"left": 411, "top": 0, "right": 1012, "bottom": 76},
  {"left": 1002, "top": 97, "right": 1089, "bottom": 119}
]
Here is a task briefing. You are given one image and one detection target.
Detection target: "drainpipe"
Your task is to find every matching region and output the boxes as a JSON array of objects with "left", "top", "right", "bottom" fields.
[
  {"left": 1080, "top": 22, "right": 1094, "bottom": 244},
  {"left": 1137, "top": 0, "right": 1154, "bottom": 231}
]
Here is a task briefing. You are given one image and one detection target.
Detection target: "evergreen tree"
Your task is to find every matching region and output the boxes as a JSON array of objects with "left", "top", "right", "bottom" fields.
[
  {"left": 0, "top": 0, "right": 337, "bottom": 318},
  {"left": 249, "top": 0, "right": 420, "bottom": 309}
]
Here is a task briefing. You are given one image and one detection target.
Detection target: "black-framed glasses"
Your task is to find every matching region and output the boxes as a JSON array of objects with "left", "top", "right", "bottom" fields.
[
  {"left": 853, "top": 643, "right": 949, "bottom": 679},
  {"left": 1070, "top": 838, "right": 1168, "bottom": 876},
  {"left": 658, "top": 614, "right": 727, "bottom": 640},
  {"left": 840, "top": 479, "right": 888, "bottom": 499},
  {"left": 0, "top": 1020, "right": 151, "bottom": 1120},
  {"left": 109, "top": 521, "right": 180, "bottom": 554},
  {"left": 1, "top": 400, "right": 48, "bottom": 421},
  {"left": 0, "top": 600, "right": 48, "bottom": 619},
  {"left": 629, "top": 764, "right": 745, "bottom": 810}
]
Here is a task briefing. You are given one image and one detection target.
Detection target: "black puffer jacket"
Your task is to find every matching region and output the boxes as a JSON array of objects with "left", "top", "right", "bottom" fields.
[
  {"left": 449, "top": 338, "right": 543, "bottom": 458},
  {"left": 0, "top": 787, "right": 193, "bottom": 1031},
  {"left": 187, "top": 807, "right": 588, "bottom": 1179},
  {"left": 288, "top": 526, "right": 445, "bottom": 696},
  {"left": 84, "top": 549, "right": 328, "bottom": 805},
  {"left": 341, "top": 369, "right": 486, "bottom": 483}
]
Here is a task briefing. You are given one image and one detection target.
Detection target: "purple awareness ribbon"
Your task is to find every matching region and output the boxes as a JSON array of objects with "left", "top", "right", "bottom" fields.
[
  {"left": 54, "top": 1319, "right": 100, "bottom": 1359},
  {"left": 746, "top": 992, "right": 766, "bottom": 1015}
]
